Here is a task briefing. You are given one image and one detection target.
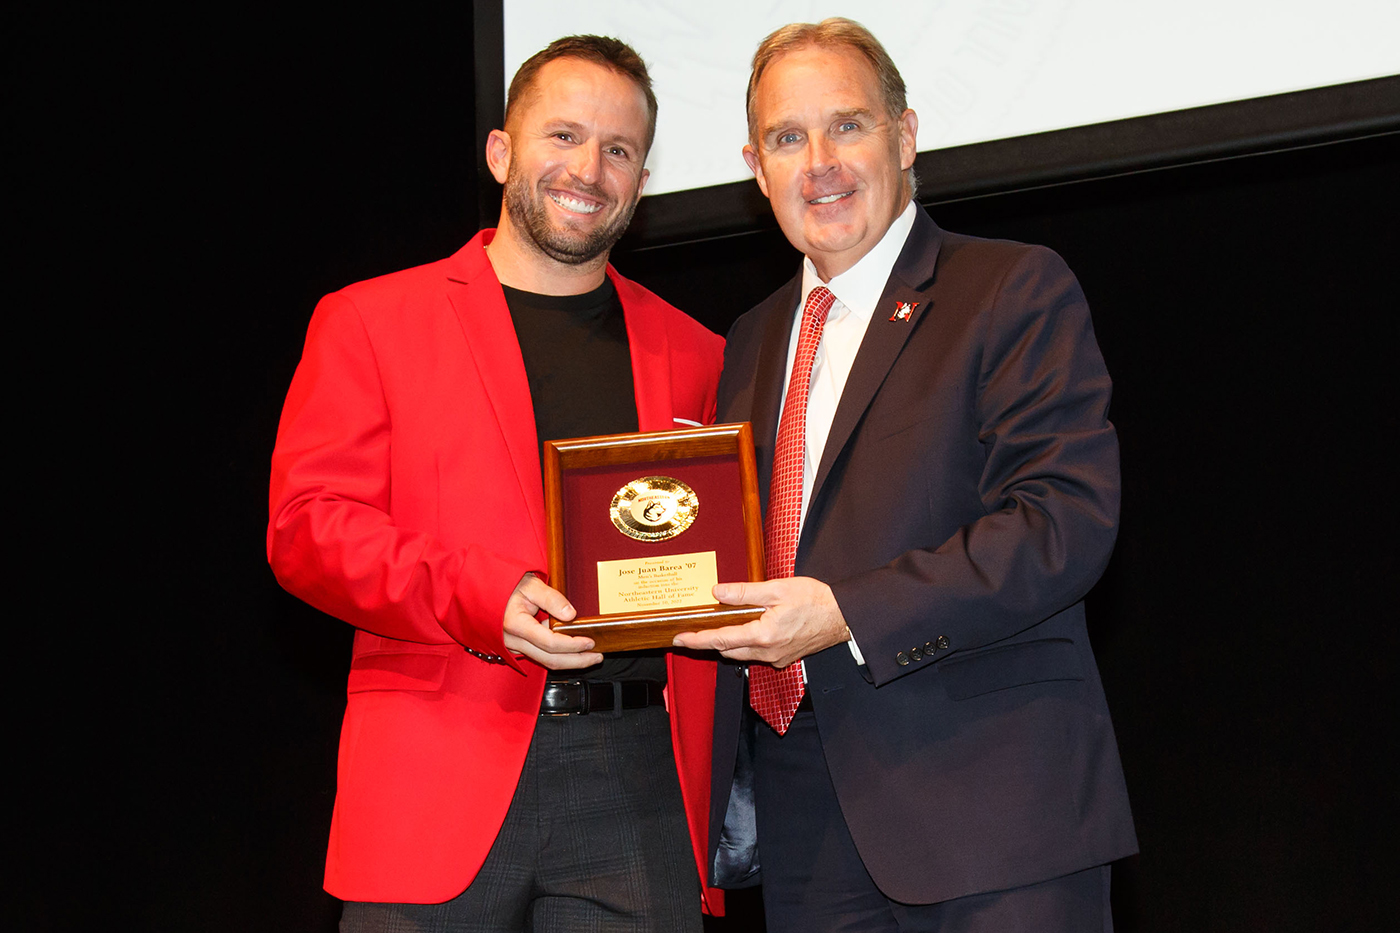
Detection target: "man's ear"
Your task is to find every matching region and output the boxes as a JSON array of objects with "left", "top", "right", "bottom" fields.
[
  {"left": 485, "top": 129, "right": 512, "bottom": 184},
  {"left": 636, "top": 167, "right": 649, "bottom": 199},
  {"left": 898, "top": 109, "right": 918, "bottom": 171},
  {"left": 742, "top": 145, "right": 769, "bottom": 198}
]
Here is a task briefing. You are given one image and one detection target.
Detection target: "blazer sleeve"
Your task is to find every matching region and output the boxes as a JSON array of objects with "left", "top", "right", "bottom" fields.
[
  {"left": 830, "top": 246, "right": 1119, "bottom": 686},
  {"left": 267, "top": 291, "right": 532, "bottom": 669}
]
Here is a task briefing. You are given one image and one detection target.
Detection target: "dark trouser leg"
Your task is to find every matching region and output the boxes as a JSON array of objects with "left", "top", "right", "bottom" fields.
[
  {"left": 341, "top": 705, "right": 700, "bottom": 933},
  {"left": 528, "top": 705, "right": 700, "bottom": 932},
  {"left": 753, "top": 709, "right": 1113, "bottom": 933},
  {"left": 753, "top": 709, "right": 899, "bottom": 933},
  {"left": 898, "top": 864, "right": 1112, "bottom": 933}
]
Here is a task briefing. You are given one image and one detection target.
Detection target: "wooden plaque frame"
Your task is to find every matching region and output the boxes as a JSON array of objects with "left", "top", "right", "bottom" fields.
[{"left": 542, "top": 422, "right": 765, "bottom": 652}]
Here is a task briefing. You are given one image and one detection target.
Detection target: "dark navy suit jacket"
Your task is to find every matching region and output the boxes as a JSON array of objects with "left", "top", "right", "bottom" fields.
[{"left": 709, "top": 206, "right": 1137, "bottom": 904}]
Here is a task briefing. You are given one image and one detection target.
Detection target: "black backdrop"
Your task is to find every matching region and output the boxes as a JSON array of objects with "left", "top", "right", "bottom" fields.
[{"left": 20, "top": 9, "right": 1396, "bottom": 932}]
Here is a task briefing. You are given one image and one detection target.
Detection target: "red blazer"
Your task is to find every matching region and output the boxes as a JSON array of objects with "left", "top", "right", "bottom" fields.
[{"left": 268, "top": 230, "right": 725, "bottom": 910}]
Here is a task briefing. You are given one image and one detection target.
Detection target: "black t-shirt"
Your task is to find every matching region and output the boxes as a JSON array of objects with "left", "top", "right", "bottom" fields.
[{"left": 502, "top": 279, "right": 666, "bottom": 685}]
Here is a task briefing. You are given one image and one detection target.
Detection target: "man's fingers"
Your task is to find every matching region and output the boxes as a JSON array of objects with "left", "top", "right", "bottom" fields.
[
  {"left": 503, "top": 617, "right": 601, "bottom": 669},
  {"left": 506, "top": 639, "right": 604, "bottom": 670},
  {"left": 518, "top": 574, "right": 576, "bottom": 621},
  {"left": 672, "top": 624, "right": 742, "bottom": 652},
  {"left": 713, "top": 581, "right": 771, "bottom": 606},
  {"left": 500, "top": 574, "right": 596, "bottom": 670},
  {"left": 673, "top": 618, "right": 771, "bottom": 652},
  {"left": 504, "top": 639, "right": 605, "bottom": 670},
  {"left": 671, "top": 631, "right": 795, "bottom": 667},
  {"left": 505, "top": 614, "right": 594, "bottom": 652},
  {"left": 672, "top": 628, "right": 732, "bottom": 652}
]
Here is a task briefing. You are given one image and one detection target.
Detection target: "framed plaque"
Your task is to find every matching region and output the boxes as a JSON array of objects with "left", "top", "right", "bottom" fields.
[{"left": 542, "top": 422, "right": 765, "bottom": 652}]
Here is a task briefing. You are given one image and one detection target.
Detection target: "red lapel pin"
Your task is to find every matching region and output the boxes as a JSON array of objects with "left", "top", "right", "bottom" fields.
[{"left": 889, "top": 300, "right": 918, "bottom": 322}]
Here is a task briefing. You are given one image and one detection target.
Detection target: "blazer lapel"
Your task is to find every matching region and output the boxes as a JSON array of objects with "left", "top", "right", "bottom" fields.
[
  {"left": 613, "top": 268, "right": 674, "bottom": 433},
  {"left": 808, "top": 208, "right": 944, "bottom": 511},
  {"left": 750, "top": 275, "right": 804, "bottom": 505},
  {"left": 443, "top": 233, "right": 548, "bottom": 557}
]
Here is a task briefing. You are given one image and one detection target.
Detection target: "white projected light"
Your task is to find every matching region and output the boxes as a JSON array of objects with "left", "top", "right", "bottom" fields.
[{"left": 504, "top": 1, "right": 1400, "bottom": 197}]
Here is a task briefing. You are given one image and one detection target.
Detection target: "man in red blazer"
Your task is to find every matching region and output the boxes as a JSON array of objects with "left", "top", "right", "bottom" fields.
[
  {"left": 269, "top": 36, "right": 724, "bottom": 931},
  {"left": 677, "top": 19, "right": 1135, "bottom": 932}
]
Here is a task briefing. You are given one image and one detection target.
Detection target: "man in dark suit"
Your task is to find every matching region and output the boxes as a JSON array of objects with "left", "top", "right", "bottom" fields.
[{"left": 675, "top": 18, "right": 1136, "bottom": 932}]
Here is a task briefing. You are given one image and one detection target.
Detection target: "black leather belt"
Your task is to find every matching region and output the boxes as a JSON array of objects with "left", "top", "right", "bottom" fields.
[{"left": 540, "top": 680, "right": 666, "bottom": 716}]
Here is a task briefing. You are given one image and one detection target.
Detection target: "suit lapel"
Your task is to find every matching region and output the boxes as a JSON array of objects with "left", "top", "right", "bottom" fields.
[
  {"left": 613, "top": 268, "right": 673, "bottom": 433},
  {"left": 751, "top": 276, "right": 804, "bottom": 504},
  {"left": 808, "top": 209, "right": 944, "bottom": 511},
  {"left": 443, "top": 233, "right": 547, "bottom": 557}
]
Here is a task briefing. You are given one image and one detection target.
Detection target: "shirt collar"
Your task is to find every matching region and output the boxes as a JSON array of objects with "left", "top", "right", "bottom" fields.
[{"left": 800, "top": 200, "right": 918, "bottom": 321}]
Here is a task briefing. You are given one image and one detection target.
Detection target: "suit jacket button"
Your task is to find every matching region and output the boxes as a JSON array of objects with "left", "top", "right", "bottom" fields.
[
  {"left": 909, "top": 646, "right": 924, "bottom": 661},
  {"left": 896, "top": 651, "right": 911, "bottom": 666},
  {"left": 924, "top": 641, "right": 937, "bottom": 654},
  {"left": 936, "top": 635, "right": 950, "bottom": 650}
]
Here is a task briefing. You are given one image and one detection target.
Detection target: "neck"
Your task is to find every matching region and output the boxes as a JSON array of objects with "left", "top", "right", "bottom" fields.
[
  {"left": 809, "top": 194, "right": 912, "bottom": 282},
  {"left": 486, "top": 213, "right": 609, "bottom": 296},
  {"left": 810, "top": 251, "right": 860, "bottom": 283}
]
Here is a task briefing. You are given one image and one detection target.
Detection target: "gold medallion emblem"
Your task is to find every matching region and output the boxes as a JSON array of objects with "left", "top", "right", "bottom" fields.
[{"left": 610, "top": 476, "right": 699, "bottom": 541}]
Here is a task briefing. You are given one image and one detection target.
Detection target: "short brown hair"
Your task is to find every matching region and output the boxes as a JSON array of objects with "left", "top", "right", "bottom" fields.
[
  {"left": 746, "top": 18, "right": 908, "bottom": 145},
  {"left": 505, "top": 35, "right": 659, "bottom": 153}
]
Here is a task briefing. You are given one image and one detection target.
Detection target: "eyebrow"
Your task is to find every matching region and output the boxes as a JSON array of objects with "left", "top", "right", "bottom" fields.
[
  {"left": 540, "top": 119, "right": 586, "bottom": 138},
  {"left": 760, "top": 107, "right": 878, "bottom": 141},
  {"left": 542, "top": 119, "right": 643, "bottom": 152}
]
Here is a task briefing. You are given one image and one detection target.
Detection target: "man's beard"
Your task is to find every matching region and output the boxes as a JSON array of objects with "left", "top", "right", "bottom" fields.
[{"left": 503, "top": 167, "right": 639, "bottom": 265}]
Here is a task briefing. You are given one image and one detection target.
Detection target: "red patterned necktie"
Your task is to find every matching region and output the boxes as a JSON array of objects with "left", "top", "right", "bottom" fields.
[{"left": 749, "top": 286, "right": 835, "bottom": 735}]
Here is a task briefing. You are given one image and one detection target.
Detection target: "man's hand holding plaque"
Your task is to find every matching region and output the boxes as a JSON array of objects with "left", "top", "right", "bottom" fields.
[{"left": 502, "top": 572, "right": 602, "bottom": 670}]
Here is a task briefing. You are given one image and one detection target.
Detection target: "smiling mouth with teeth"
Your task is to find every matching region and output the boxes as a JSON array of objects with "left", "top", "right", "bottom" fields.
[
  {"left": 809, "top": 192, "right": 853, "bottom": 205},
  {"left": 550, "top": 192, "right": 602, "bottom": 214}
]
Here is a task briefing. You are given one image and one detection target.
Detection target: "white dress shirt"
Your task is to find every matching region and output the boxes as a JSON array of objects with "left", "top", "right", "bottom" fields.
[{"left": 775, "top": 200, "right": 918, "bottom": 665}]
